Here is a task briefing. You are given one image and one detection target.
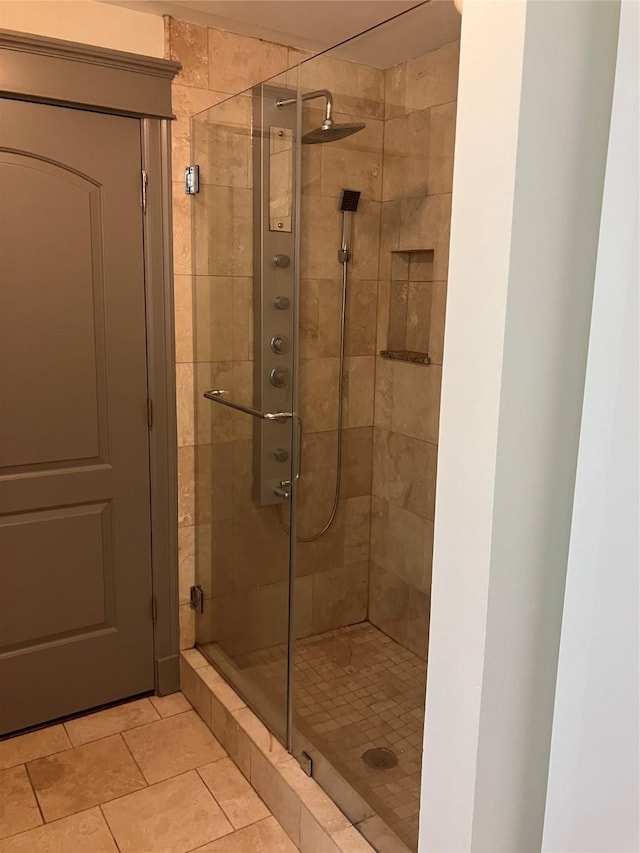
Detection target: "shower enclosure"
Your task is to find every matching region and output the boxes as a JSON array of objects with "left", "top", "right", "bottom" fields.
[{"left": 190, "top": 6, "right": 460, "bottom": 849}]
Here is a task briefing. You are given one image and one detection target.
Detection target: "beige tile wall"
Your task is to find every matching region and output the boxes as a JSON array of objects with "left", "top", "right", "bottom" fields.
[
  {"left": 369, "top": 40, "right": 459, "bottom": 659},
  {"left": 169, "top": 14, "right": 458, "bottom": 658},
  {"left": 293, "top": 55, "right": 384, "bottom": 640},
  {"left": 170, "top": 17, "right": 385, "bottom": 653},
  {"left": 167, "top": 17, "right": 309, "bottom": 649}
]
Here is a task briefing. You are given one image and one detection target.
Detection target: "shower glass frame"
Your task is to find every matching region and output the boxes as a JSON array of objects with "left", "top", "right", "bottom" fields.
[
  {"left": 191, "top": 70, "right": 303, "bottom": 749},
  {"left": 191, "top": 6, "right": 456, "bottom": 846},
  {"left": 192, "top": 67, "right": 387, "bottom": 832}
]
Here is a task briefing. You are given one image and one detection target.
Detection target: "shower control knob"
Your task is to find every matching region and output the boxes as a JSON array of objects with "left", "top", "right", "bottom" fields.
[
  {"left": 270, "top": 335, "right": 290, "bottom": 354},
  {"left": 273, "top": 254, "right": 290, "bottom": 268},
  {"left": 269, "top": 366, "right": 290, "bottom": 388},
  {"left": 274, "top": 295, "right": 290, "bottom": 310},
  {"left": 273, "top": 448, "right": 289, "bottom": 462}
]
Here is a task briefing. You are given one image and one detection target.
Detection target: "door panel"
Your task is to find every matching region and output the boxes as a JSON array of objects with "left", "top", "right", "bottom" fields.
[
  {"left": 1, "top": 153, "right": 106, "bottom": 468},
  {"left": 0, "top": 99, "right": 154, "bottom": 734}
]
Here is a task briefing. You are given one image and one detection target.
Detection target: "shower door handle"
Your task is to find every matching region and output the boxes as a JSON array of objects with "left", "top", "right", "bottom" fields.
[{"left": 203, "top": 389, "right": 293, "bottom": 422}]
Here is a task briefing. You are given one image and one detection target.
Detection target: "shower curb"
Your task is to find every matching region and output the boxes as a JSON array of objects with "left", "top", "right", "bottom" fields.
[{"left": 180, "top": 649, "right": 376, "bottom": 853}]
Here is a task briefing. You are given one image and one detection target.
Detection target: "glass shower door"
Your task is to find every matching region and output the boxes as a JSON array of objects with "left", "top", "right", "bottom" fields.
[{"left": 191, "top": 74, "right": 301, "bottom": 745}]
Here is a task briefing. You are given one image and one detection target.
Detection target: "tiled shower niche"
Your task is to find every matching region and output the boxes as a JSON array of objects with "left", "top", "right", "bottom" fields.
[{"left": 383, "top": 249, "right": 435, "bottom": 365}]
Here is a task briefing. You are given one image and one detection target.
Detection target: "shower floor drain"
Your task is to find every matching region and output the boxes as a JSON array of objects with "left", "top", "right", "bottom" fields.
[{"left": 361, "top": 747, "right": 398, "bottom": 770}]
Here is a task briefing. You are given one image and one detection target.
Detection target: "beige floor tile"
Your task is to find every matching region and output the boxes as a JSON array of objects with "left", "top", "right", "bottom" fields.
[
  {"left": 194, "top": 816, "right": 298, "bottom": 852},
  {"left": 123, "top": 710, "right": 225, "bottom": 784},
  {"left": 27, "top": 734, "right": 146, "bottom": 822},
  {"left": 0, "top": 725, "right": 70, "bottom": 771},
  {"left": 232, "top": 622, "right": 424, "bottom": 849},
  {"left": 0, "top": 807, "right": 117, "bottom": 853},
  {"left": 102, "top": 770, "right": 232, "bottom": 853},
  {"left": 64, "top": 698, "right": 160, "bottom": 747},
  {"left": 198, "top": 758, "right": 269, "bottom": 829},
  {"left": 0, "top": 765, "right": 42, "bottom": 840},
  {"left": 149, "top": 691, "right": 192, "bottom": 718}
]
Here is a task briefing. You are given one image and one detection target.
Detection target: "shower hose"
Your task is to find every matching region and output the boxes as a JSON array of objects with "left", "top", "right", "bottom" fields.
[{"left": 275, "top": 222, "right": 351, "bottom": 542}]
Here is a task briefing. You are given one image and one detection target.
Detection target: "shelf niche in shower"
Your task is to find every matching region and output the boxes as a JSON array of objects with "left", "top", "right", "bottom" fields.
[{"left": 381, "top": 248, "right": 435, "bottom": 366}]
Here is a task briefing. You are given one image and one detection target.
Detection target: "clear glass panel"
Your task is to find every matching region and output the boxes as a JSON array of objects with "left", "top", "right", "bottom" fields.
[
  {"left": 191, "top": 2, "right": 460, "bottom": 848},
  {"left": 288, "top": 6, "right": 460, "bottom": 851},
  {"left": 192, "top": 67, "right": 300, "bottom": 745}
]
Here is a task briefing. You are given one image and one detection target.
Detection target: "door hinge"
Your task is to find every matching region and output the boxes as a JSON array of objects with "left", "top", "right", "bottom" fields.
[
  {"left": 185, "top": 165, "right": 200, "bottom": 195},
  {"left": 190, "top": 585, "right": 204, "bottom": 614},
  {"left": 141, "top": 170, "right": 148, "bottom": 214},
  {"left": 300, "top": 751, "right": 313, "bottom": 777},
  {"left": 151, "top": 595, "right": 158, "bottom": 625},
  {"left": 147, "top": 398, "right": 153, "bottom": 429}
]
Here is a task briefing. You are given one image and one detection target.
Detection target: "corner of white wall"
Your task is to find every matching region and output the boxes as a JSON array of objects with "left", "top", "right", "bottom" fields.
[
  {"left": 542, "top": 1, "right": 639, "bottom": 849},
  {"left": 0, "top": 0, "right": 165, "bottom": 57},
  {"left": 419, "top": 1, "right": 528, "bottom": 849},
  {"left": 420, "top": 0, "right": 621, "bottom": 849}
]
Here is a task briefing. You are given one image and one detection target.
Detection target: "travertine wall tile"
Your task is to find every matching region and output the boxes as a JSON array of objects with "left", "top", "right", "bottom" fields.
[
  {"left": 344, "top": 356, "right": 375, "bottom": 429},
  {"left": 174, "top": 274, "right": 193, "bottom": 364},
  {"left": 311, "top": 562, "right": 368, "bottom": 634},
  {"left": 405, "top": 40, "right": 460, "bottom": 112},
  {"left": 341, "top": 426, "right": 374, "bottom": 498},
  {"left": 321, "top": 146, "right": 382, "bottom": 202},
  {"left": 170, "top": 18, "right": 457, "bottom": 655},
  {"left": 178, "top": 446, "right": 195, "bottom": 528},
  {"left": 172, "top": 188, "right": 192, "bottom": 275},
  {"left": 349, "top": 201, "right": 381, "bottom": 280},
  {"left": 369, "top": 41, "right": 458, "bottom": 656},
  {"left": 429, "top": 280, "right": 448, "bottom": 365},
  {"left": 428, "top": 101, "right": 457, "bottom": 195},
  {"left": 176, "top": 362, "right": 195, "bottom": 447},
  {"left": 346, "top": 280, "right": 378, "bottom": 357},
  {"left": 344, "top": 497, "right": 371, "bottom": 565},
  {"left": 372, "top": 428, "right": 437, "bottom": 521},
  {"left": 298, "top": 55, "right": 384, "bottom": 120},
  {"left": 390, "top": 361, "right": 441, "bottom": 444},
  {"left": 178, "top": 525, "right": 196, "bottom": 604},
  {"left": 368, "top": 562, "right": 430, "bottom": 660},
  {"left": 208, "top": 29, "right": 289, "bottom": 93},
  {"left": 384, "top": 64, "right": 406, "bottom": 120},
  {"left": 299, "top": 357, "right": 340, "bottom": 432},
  {"left": 170, "top": 20, "right": 209, "bottom": 89}
]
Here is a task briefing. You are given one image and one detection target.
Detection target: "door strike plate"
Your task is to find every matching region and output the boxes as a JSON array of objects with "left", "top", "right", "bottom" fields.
[
  {"left": 189, "top": 585, "right": 204, "bottom": 614},
  {"left": 185, "top": 165, "right": 200, "bottom": 195}
]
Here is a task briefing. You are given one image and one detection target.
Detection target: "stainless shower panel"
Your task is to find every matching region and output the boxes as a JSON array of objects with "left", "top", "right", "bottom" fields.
[{"left": 252, "top": 85, "right": 297, "bottom": 506}]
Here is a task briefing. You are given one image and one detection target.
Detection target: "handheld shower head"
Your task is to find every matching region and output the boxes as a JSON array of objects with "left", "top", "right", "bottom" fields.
[{"left": 340, "top": 189, "right": 361, "bottom": 212}]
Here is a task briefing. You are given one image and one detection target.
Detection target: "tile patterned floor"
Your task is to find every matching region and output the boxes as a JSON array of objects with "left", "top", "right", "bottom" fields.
[
  {"left": 232, "top": 622, "right": 427, "bottom": 851},
  {"left": 0, "top": 693, "right": 298, "bottom": 853}
]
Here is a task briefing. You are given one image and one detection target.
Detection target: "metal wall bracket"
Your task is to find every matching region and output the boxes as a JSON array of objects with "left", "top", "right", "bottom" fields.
[
  {"left": 189, "top": 585, "right": 204, "bottom": 614},
  {"left": 300, "top": 751, "right": 313, "bottom": 777},
  {"left": 185, "top": 165, "right": 199, "bottom": 194}
]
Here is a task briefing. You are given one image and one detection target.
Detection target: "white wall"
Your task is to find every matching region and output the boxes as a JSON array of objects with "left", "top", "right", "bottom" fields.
[
  {"left": 0, "top": 0, "right": 164, "bottom": 56},
  {"left": 418, "top": 3, "right": 527, "bottom": 849},
  {"left": 542, "top": 1, "right": 639, "bottom": 849},
  {"left": 420, "top": 1, "right": 621, "bottom": 850}
]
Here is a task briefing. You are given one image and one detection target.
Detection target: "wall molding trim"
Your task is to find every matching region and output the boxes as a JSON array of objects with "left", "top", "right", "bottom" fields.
[{"left": 0, "top": 27, "right": 180, "bottom": 117}]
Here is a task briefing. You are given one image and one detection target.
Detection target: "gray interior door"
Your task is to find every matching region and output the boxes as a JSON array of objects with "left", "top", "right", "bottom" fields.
[{"left": 0, "top": 98, "right": 155, "bottom": 735}]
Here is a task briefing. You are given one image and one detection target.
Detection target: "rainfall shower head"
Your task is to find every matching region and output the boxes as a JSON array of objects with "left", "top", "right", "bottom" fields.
[
  {"left": 302, "top": 119, "right": 366, "bottom": 145},
  {"left": 340, "top": 189, "right": 361, "bottom": 212},
  {"left": 277, "top": 88, "right": 366, "bottom": 145}
]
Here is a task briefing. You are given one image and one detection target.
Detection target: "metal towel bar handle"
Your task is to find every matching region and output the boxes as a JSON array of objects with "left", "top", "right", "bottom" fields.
[{"left": 203, "top": 390, "right": 293, "bottom": 421}]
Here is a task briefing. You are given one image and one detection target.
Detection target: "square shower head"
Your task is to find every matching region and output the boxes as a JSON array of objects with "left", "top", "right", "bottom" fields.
[{"left": 340, "top": 189, "right": 361, "bottom": 212}]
